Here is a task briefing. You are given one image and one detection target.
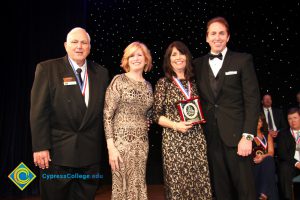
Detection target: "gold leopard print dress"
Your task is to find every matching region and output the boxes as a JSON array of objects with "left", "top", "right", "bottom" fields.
[
  {"left": 104, "top": 74, "right": 153, "bottom": 200},
  {"left": 153, "top": 77, "right": 212, "bottom": 200}
]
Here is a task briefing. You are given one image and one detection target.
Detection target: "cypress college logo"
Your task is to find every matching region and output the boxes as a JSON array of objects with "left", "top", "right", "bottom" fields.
[{"left": 8, "top": 162, "right": 36, "bottom": 190}]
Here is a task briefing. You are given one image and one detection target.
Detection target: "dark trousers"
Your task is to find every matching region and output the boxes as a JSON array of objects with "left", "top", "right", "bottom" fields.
[
  {"left": 278, "top": 162, "right": 300, "bottom": 200},
  {"left": 40, "top": 163, "right": 100, "bottom": 200},
  {"left": 205, "top": 121, "right": 256, "bottom": 200},
  {"left": 254, "top": 156, "right": 279, "bottom": 200}
]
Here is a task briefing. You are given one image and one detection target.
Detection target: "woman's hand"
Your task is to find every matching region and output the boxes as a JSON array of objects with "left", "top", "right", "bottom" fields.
[
  {"left": 175, "top": 121, "right": 193, "bottom": 133},
  {"left": 253, "top": 154, "right": 264, "bottom": 164},
  {"left": 108, "top": 146, "right": 123, "bottom": 171}
]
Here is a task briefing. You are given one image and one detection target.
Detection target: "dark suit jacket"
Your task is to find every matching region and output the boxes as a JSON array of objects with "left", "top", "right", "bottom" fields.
[
  {"left": 193, "top": 49, "right": 260, "bottom": 147},
  {"left": 262, "top": 107, "right": 287, "bottom": 131},
  {"left": 277, "top": 128, "right": 298, "bottom": 167},
  {"left": 30, "top": 56, "right": 109, "bottom": 167}
]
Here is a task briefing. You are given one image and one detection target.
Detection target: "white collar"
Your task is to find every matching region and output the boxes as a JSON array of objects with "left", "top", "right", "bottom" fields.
[
  {"left": 263, "top": 107, "right": 272, "bottom": 111},
  {"left": 68, "top": 57, "right": 87, "bottom": 73}
]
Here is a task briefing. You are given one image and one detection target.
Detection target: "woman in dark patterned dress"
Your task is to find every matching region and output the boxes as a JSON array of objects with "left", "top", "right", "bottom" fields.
[
  {"left": 153, "top": 41, "right": 212, "bottom": 199},
  {"left": 104, "top": 42, "right": 153, "bottom": 200},
  {"left": 253, "top": 113, "right": 279, "bottom": 200}
]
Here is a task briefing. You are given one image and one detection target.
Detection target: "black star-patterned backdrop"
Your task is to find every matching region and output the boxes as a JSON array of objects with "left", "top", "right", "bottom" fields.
[
  {"left": 86, "top": 0, "right": 299, "bottom": 183},
  {"left": 87, "top": 0, "right": 299, "bottom": 110}
]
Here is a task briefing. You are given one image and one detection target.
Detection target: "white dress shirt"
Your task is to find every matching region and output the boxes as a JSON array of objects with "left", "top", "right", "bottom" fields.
[
  {"left": 263, "top": 107, "right": 277, "bottom": 131},
  {"left": 292, "top": 129, "right": 300, "bottom": 162},
  {"left": 209, "top": 47, "right": 228, "bottom": 77}
]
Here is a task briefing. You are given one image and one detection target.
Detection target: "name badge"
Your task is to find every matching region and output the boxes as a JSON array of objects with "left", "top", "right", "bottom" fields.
[{"left": 63, "top": 77, "right": 77, "bottom": 85}]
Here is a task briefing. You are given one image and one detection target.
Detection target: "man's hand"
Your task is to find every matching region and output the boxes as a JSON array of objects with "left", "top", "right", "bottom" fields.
[
  {"left": 237, "top": 137, "right": 252, "bottom": 157},
  {"left": 269, "top": 130, "right": 278, "bottom": 138},
  {"left": 33, "top": 150, "right": 51, "bottom": 169}
]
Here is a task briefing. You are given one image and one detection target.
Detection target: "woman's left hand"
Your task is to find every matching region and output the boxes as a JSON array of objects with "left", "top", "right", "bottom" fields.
[{"left": 253, "top": 155, "right": 264, "bottom": 164}]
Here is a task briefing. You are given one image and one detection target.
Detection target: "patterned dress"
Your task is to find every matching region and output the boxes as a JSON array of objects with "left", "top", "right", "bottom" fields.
[
  {"left": 153, "top": 77, "right": 212, "bottom": 200},
  {"left": 104, "top": 74, "right": 153, "bottom": 200}
]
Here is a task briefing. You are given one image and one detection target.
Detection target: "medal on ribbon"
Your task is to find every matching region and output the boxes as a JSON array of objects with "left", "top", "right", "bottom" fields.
[
  {"left": 291, "top": 129, "right": 300, "bottom": 144},
  {"left": 68, "top": 57, "right": 88, "bottom": 96},
  {"left": 252, "top": 135, "right": 267, "bottom": 157},
  {"left": 173, "top": 76, "right": 206, "bottom": 124}
]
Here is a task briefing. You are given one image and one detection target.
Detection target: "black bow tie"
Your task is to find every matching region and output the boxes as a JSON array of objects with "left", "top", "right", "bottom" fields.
[{"left": 209, "top": 53, "right": 223, "bottom": 60}]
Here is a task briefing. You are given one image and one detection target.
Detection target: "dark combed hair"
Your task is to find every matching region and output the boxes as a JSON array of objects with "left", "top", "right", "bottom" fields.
[
  {"left": 163, "top": 41, "right": 194, "bottom": 81},
  {"left": 287, "top": 107, "right": 300, "bottom": 116}
]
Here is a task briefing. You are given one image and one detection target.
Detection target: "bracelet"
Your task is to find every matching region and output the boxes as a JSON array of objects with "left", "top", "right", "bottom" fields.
[{"left": 172, "top": 121, "right": 177, "bottom": 131}]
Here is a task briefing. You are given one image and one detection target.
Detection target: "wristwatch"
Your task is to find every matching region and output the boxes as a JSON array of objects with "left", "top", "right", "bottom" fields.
[{"left": 243, "top": 133, "right": 254, "bottom": 141}]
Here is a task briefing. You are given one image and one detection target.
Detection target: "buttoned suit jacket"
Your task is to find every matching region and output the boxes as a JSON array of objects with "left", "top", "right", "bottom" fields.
[{"left": 30, "top": 56, "right": 109, "bottom": 167}]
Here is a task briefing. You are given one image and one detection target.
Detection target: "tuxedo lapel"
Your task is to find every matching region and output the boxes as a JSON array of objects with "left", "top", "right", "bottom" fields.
[
  {"left": 202, "top": 55, "right": 215, "bottom": 102},
  {"left": 215, "top": 51, "right": 231, "bottom": 101}
]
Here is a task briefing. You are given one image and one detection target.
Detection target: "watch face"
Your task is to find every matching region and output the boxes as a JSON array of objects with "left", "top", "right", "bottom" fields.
[{"left": 246, "top": 135, "right": 253, "bottom": 141}]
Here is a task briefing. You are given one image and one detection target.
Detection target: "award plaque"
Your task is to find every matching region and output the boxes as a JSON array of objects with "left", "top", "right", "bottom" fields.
[
  {"left": 252, "top": 145, "right": 267, "bottom": 157},
  {"left": 177, "top": 97, "right": 206, "bottom": 124}
]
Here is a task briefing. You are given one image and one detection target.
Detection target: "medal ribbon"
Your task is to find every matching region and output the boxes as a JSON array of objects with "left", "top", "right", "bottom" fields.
[
  {"left": 68, "top": 57, "right": 88, "bottom": 96},
  {"left": 256, "top": 135, "right": 267, "bottom": 149},
  {"left": 172, "top": 76, "right": 191, "bottom": 99},
  {"left": 291, "top": 129, "right": 300, "bottom": 144}
]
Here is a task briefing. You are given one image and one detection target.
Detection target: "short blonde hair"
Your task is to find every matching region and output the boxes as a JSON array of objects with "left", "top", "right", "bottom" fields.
[{"left": 121, "top": 41, "right": 152, "bottom": 72}]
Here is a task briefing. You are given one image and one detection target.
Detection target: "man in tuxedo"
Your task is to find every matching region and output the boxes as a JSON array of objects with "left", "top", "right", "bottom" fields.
[
  {"left": 30, "top": 27, "right": 109, "bottom": 200},
  {"left": 261, "top": 94, "right": 287, "bottom": 138},
  {"left": 193, "top": 16, "right": 260, "bottom": 200},
  {"left": 277, "top": 108, "right": 300, "bottom": 200}
]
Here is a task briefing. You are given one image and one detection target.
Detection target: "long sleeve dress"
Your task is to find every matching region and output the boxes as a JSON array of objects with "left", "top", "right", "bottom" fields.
[
  {"left": 152, "top": 77, "right": 212, "bottom": 200},
  {"left": 104, "top": 74, "right": 153, "bottom": 200}
]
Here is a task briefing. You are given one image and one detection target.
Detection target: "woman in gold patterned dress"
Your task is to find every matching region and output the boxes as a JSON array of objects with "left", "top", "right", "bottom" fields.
[
  {"left": 153, "top": 41, "right": 212, "bottom": 199},
  {"left": 103, "top": 41, "right": 153, "bottom": 200}
]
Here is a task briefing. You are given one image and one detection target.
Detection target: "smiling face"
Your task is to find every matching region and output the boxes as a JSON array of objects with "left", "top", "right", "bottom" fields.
[
  {"left": 170, "top": 47, "right": 187, "bottom": 74},
  {"left": 64, "top": 28, "right": 91, "bottom": 66},
  {"left": 206, "top": 22, "right": 230, "bottom": 54},
  {"left": 128, "top": 48, "right": 146, "bottom": 72}
]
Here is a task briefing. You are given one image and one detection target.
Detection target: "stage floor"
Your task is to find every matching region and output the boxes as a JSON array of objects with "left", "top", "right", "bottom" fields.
[
  {"left": 4, "top": 183, "right": 300, "bottom": 199},
  {"left": 13, "top": 185, "right": 165, "bottom": 200}
]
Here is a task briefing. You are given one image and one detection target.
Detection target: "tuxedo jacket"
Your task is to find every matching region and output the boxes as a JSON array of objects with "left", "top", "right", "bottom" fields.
[
  {"left": 193, "top": 50, "right": 260, "bottom": 147},
  {"left": 30, "top": 56, "right": 109, "bottom": 167},
  {"left": 277, "top": 128, "right": 298, "bottom": 167},
  {"left": 261, "top": 107, "right": 287, "bottom": 131}
]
